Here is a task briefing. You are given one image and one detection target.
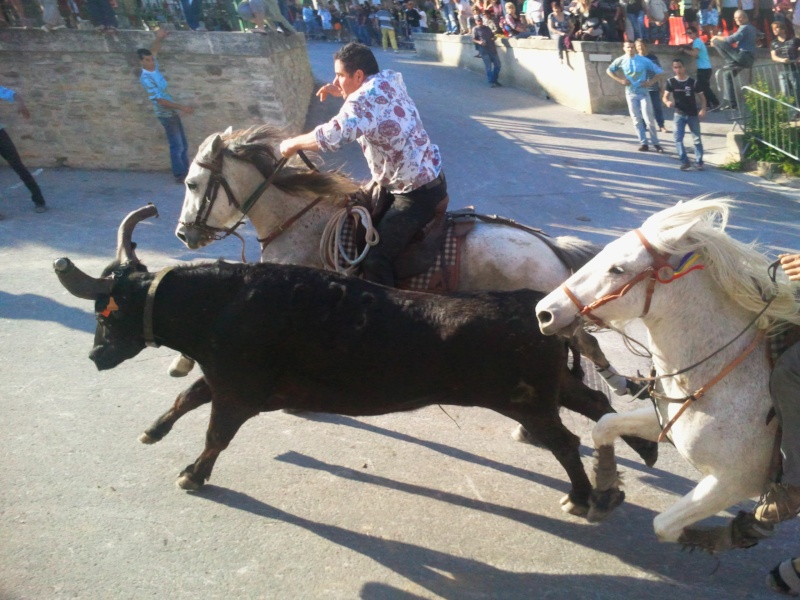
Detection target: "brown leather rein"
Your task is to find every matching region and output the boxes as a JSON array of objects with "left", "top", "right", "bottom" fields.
[
  {"left": 182, "top": 148, "right": 318, "bottom": 261},
  {"left": 561, "top": 228, "right": 768, "bottom": 442}
]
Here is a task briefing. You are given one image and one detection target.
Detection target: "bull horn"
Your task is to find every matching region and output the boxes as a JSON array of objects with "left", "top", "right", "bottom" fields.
[
  {"left": 116, "top": 204, "right": 159, "bottom": 264},
  {"left": 53, "top": 257, "right": 114, "bottom": 300}
]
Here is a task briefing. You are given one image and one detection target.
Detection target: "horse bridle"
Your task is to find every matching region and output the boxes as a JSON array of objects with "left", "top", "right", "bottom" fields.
[
  {"left": 183, "top": 148, "right": 318, "bottom": 250},
  {"left": 560, "top": 229, "right": 688, "bottom": 328}
]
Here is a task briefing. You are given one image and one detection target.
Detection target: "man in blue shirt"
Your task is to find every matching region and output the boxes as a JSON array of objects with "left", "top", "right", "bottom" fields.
[
  {"left": 0, "top": 86, "right": 46, "bottom": 216},
  {"left": 606, "top": 41, "right": 665, "bottom": 152},
  {"left": 711, "top": 9, "right": 757, "bottom": 108},
  {"left": 138, "top": 29, "right": 194, "bottom": 184}
]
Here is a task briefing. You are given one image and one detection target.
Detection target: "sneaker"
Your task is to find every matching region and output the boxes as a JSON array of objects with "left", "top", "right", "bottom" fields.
[
  {"left": 638, "top": 144, "right": 649, "bottom": 152},
  {"left": 766, "top": 558, "right": 800, "bottom": 597},
  {"left": 490, "top": 82, "right": 499, "bottom": 87},
  {"left": 654, "top": 144, "right": 664, "bottom": 153},
  {"left": 707, "top": 103, "right": 722, "bottom": 112},
  {"left": 680, "top": 161, "right": 691, "bottom": 170},
  {"left": 494, "top": 81, "right": 502, "bottom": 87},
  {"left": 250, "top": 26, "right": 268, "bottom": 34},
  {"left": 696, "top": 162, "right": 704, "bottom": 171},
  {"left": 755, "top": 483, "right": 800, "bottom": 525},
  {"left": 34, "top": 203, "right": 47, "bottom": 213}
]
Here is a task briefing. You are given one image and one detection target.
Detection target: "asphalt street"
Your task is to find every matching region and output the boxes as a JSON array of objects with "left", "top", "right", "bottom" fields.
[{"left": 0, "top": 40, "right": 799, "bottom": 600}]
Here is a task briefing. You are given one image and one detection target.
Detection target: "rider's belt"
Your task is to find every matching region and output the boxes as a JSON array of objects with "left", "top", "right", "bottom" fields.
[{"left": 416, "top": 171, "right": 445, "bottom": 191}]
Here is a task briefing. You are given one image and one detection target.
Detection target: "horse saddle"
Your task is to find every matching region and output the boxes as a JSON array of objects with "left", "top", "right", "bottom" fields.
[{"left": 345, "top": 183, "right": 477, "bottom": 291}]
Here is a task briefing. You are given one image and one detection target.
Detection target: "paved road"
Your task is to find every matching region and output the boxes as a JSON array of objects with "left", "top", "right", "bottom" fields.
[{"left": 1, "top": 40, "right": 798, "bottom": 600}]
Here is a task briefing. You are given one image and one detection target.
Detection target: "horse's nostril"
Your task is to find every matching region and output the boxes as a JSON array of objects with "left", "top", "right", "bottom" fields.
[
  {"left": 176, "top": 232, "right": 186, "bottom": 243},
  {"left": 537, "top": 310, "right": 553, "bottom": 325}
]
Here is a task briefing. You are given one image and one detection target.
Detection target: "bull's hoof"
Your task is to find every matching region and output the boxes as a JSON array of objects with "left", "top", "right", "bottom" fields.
[
  {"left": 511, "top": 424, "right": 546, "bottom": 448},
  {"left": 176, "top": 473, "right": 204, "bottom": 491},
  {"left": 168, "top": 354, "right": 195, "bottom": 378},
  {"left": 560, "top": 493, "right": 590, "bottom": 518},
  {"left": 587, "top": 488, "right": 625, "bottom": 523},
  {"left": 139, "top": 431, "right": 160, "bottom": 444}
]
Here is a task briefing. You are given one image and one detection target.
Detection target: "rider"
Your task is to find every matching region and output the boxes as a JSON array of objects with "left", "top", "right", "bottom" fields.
[
  {"left": 279, "top": 42, "right": 446, "bottom": 287},
  {"left": 762, "top": 252, "right": 800, "bottom": 597},
  {"left": 756, "top": 252, "right": 800, "bottom": 527}
]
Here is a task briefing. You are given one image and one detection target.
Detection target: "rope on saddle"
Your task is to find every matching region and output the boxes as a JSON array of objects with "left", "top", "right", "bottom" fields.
[{"left": 319, "top": 206, "right": 380, "bottom": 275}]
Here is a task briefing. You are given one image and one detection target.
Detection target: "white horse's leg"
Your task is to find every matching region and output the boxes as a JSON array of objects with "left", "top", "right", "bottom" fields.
[
  {"left": 588, "top": 406, "right": 663, "bottom": 522},
  {"left": 656, "top": 476, "right": 774, "bottom": 551}
]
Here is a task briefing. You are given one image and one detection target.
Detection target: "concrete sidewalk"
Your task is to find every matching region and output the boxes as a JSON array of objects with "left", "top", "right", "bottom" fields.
[{"left": 0, "top": 40, "right": 798, "bottom": 600}]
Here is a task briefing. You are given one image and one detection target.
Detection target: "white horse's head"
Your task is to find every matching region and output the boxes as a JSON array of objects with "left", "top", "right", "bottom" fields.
[
  {"left": 537, "top": 197, "right": 800, "bottom": 336},
  {"left": 175, "top": 127, "right": 264, "bottom": 249}
]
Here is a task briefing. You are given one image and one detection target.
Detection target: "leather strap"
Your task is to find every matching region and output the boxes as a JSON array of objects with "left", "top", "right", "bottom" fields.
[{"left": 143, "top": 267, "right": 175, "bottom": 348}]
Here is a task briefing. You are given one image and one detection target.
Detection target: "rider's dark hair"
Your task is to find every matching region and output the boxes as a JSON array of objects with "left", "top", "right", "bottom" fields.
[
  {"left": 137, "top": 48, "right": 153, "bottom": 60},
  {"left": 334, "top": 42, "right": 379, "bottom": 77},
  {"left": 672, "top": 58, "right": 684, "bottom": 65}
]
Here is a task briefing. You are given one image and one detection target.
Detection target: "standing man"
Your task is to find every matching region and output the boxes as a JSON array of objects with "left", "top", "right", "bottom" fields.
[
  {"left": 455, "top": 0, "right": 473, "bottom": 34},
  {"left": 279, "top": 42, "right": 446, "bottom": 287},
  {"left": 607, "top": 40, "right": 665, "bottom": 153},
  {"left": 137, "top": 29, "right": 194, "bottom": 184},
  {"left": 711, "top": 9, "right": 757, "bottom": 108},
  {"left": 681, "top": 25, "right": 721, "bottom": 111},
  {"left": 0, "top": 85, "right": 46, "bottom": 216},
  {"left": 376, "top": 5, "right": 399, "bottom": 51},
  {"left": 405, "top": 1, "right": 422, "bottom": 32},
  {"left": 663, "top": 58, "right": 707, "bottom": 170},
  {"left": 473, "top": 14, "right": 502, "bottom": 87}
]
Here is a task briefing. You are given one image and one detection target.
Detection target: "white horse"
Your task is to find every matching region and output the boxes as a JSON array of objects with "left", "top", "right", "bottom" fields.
[{"left": 536, "top": 198, "right": 800, "bottom": 550}]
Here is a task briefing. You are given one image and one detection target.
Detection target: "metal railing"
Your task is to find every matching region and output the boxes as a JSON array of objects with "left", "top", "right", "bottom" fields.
[{"left": 715, "top": 63, "right": 800, "bottom": 161}]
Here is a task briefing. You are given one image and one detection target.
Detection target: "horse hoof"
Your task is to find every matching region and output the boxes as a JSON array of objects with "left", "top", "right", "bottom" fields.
[
  {"left": 176, "top": 474, "right": 204, "bottom": 491},
  {"left": 560, "top": 494, "right": 590, "bottom": 517},
  {"left": 587, "top": 488, "right": 625, "bottom": 523},
  {"left": 511, "top": 424, "right": 545, "bottom": 447},
  {"left": 139, "top": 431, "right": 159, "bottom": 444}
]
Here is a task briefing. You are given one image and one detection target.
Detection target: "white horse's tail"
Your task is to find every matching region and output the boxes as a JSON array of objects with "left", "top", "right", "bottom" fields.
[{"left": 551, "top": 236, "right": 602, "bottom": 273}]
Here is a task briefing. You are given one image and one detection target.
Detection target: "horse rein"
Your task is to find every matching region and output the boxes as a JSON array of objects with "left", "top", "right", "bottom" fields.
[{"left": 184, "top": 148, "right": 318, "bottom": 261}]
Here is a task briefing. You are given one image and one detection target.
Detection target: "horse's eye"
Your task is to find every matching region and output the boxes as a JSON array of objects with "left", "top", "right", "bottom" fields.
[
  {"left": 186, "top": 182, "right": 197, "bottom": 191},
  {"left": 609, "top": 266, "right": 624, "bottom": 275}
]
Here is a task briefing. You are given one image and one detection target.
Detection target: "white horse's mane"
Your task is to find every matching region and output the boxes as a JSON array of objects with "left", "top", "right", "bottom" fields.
[{"left": 642, "top": 197, "right": 800, "bottom": 329}]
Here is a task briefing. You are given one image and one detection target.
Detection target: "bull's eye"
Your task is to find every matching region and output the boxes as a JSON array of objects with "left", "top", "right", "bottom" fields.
[{"left": 609, "top": 266, "right": 624, "bottom": 275}]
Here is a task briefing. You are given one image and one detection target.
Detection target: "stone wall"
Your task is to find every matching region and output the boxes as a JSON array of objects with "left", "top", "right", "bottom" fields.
[
  {"left": 0, "top": 30, "right": 313, "bottom": 170},
  {"left": 414, "top": 33, "right": 772, "bottom": 114}
]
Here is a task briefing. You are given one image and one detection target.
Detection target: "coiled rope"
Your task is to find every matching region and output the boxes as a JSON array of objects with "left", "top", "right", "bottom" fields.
[{"left": 319, "top": 206, "right": 380, "bottom": 275}]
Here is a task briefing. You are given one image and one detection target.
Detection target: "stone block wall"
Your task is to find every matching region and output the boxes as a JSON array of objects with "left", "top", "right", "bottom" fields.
[
  {"left": 414, "top": 33, "right": 772, "bottom": 114},
  {"left": 0, "top": 30, "right": 313, "bottom": 170}
]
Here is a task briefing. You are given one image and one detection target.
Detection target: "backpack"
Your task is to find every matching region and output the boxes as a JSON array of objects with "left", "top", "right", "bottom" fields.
[{"left": 646, "top": 0, "right": 667, "bottom": 22}]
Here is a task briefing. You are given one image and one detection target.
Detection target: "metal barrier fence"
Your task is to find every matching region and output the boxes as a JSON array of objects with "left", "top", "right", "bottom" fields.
[{"left": 715, "top": 63, "right": 800, "bottom": 161}]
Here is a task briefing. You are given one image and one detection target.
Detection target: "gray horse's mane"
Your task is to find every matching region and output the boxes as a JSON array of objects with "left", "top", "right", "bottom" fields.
[
  {"left": 550, "top": 235, "right": 602, "bottom": 272},
  {"left": 219, "top": 125, "right": 361, "bottom": 199}
]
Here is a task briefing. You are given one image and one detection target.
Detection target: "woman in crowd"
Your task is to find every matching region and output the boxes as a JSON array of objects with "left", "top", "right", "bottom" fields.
[{"left": 548, "top": 1, "right": 573, "bottom": 61}]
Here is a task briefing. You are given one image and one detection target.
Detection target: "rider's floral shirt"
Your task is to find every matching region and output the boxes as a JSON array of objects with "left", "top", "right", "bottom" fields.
[{"left": 314, "top": 70, "right": 442, "bottom": 194}]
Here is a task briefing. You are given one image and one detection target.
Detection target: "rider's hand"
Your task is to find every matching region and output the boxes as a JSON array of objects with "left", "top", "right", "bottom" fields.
[
  {"left": 316, "top": 83, "right": 342, "bottom": 102},
  {"left": 279, "top": 139, "right": 296, "bottom": 158},
  {"left": 779, "top": 253, "right": 800, "bottom": 281}
]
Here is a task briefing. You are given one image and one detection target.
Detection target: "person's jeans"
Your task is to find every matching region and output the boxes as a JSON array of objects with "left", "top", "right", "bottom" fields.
[
  {"left": 626, "top": 10, "right": 645, "bottom": 40},
  {"left": 696, "top": 68, "right": 720, "bottom": 108},
  {"left": 479, "top": 47, "right": 501, "bottom": 84},
  {"left": 86, "top": 0, "right": 118, "bottom": 27},
  {"left": 625, "top": 92, "right": 659, "bottom": 145},
  {"left": 440, "top": 2, "right": 458, "bottom": 32},
  {"left": 157, "top": 115, "right": 190, "bottom": 179},
  {"left": 180, "top": 0, "right": 203, "bottom": 29},
  {"left": 0, "top": 128, "right": 44, "bottom": 206},
  {"left": 673, "top": 113, "right": 703, "bottom": 164},
  {"left": 649, "top": 89, "right": 665, "bottom": 128},
  {"left": 779, "top": 66, "right": 800, "bottom": 106},
  {"left": 771, "top": 342, "right": 800, "bottom": 487}
]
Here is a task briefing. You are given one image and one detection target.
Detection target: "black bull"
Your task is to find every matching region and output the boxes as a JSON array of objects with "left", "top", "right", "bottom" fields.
[{"left": 54, "top": 207, "right": 656, "bottom": 515}]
